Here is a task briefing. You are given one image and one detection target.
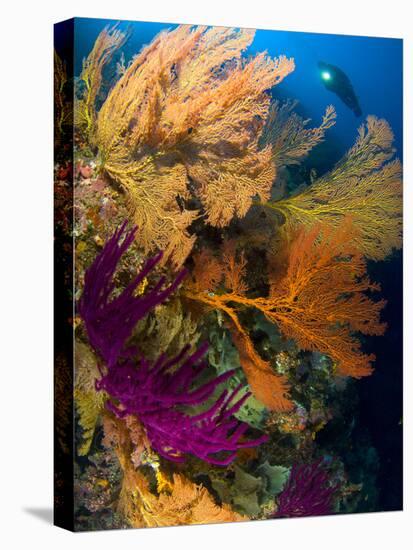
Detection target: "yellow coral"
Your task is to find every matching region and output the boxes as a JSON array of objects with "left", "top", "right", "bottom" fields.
[
  {"left": 140, "top": 298, "right": 200, "bottom": 359},
  {"left": 260, "top": 100, "right": 336, "bottom": 168},
  {"left": 106, "top": 419, "right": 245, "bottom": 528},
  {"left": 264, "top": 116, "right": 402, "bottom": 260},
  {"left": 74, "top": 389, "right": 106, "bottom": 455},
  {"left": 119, "top": 465, "right": 246, "bottom": 528},
  {"left": 74, "top": 342, "right": 106, "bottom": 455},
  {"left": 75, "top": 24, "right": 127, "bottom": 143},
  {"left": 96, "top": 25, "right": 294, "bottom": 266},
  {"left": 54, "top": 50, "right": 72, "bottom": 143}
]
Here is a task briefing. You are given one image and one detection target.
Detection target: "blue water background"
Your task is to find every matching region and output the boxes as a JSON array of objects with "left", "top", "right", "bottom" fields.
[{"left": 73, "top": 18, "right": 402, "bottom": 160}]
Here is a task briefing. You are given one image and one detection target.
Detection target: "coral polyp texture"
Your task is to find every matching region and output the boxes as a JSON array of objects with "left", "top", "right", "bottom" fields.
[{"left": 54, "top": 17, "right": 403, "bottom": 531}]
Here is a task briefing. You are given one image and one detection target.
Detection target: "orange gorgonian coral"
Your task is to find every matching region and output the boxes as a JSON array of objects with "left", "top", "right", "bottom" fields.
[
  {"left": 262, "top": 220, "right": 387, "bottom": 377},
  {"left": 184, "top": 242, "right": 293, "bottom": 412},
  {"left": 119, "top": 468, "right": 247, "bottom": 528},
  {"left": 95, "top": 25, "right": 294, "bottom": 267},
  {"left": 106, "top": 414, "right": 245, "bottom": 527},
  {"left": 264, "top": 116, "right": 402, "bottom": 261},
  {"left": 185, "top": 221, "right": 386, "bottom": 412}
]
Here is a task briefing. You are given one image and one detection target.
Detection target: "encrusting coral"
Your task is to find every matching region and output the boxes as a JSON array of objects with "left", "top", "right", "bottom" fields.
[
  {"left": 95, "top": 25, "right": 294, "bottom": 267},
  {"left": 78, "top": 223, "right": 267, "bottom": 465},
  {"left": 263, "top": 116, "right": 402, "bottom": 261}
]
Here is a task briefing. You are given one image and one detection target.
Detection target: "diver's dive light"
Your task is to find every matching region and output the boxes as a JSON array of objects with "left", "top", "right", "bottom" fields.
[{"left": 321, "top": 70, "right": 332, "bottom": 81}]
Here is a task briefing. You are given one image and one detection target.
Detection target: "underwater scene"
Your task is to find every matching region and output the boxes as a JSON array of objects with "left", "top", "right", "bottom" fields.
[{"left": 54, "top": 18, "right": 403, "bottom": 531}]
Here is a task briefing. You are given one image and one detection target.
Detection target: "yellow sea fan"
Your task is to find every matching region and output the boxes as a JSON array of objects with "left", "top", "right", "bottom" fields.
[
  {"left": 95, "top": 25, "right": 294, "bottom": 266},
  {"left": 120, "top": 161, "right": 197, "bottom": 269},
  {"left": 265, "top": 116, "right": 402, "bottom": 260},
  {"left": 75, "top": 24, "right": 127, "bottom": 143},
  {"left": 54, "top": 50, "right": 72, "bottom": 144},
  {"left": 118, "top": 465, "right": 246, "bottom": 528},
  {"left": 260, "top": 100, "right": 336, "bottom": 168},
  {"left": 74, "top": 389, "right": 106, "bottom": 456},
  {"left": 74, "top": 341, "right": 106, "bottom": 455}
]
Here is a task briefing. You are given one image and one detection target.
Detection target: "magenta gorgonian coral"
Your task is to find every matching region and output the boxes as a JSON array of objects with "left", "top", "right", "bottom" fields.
[
  {"left": 96, "top": 342, "right": 267, "bottom": 465},
  {"left": 78, "top": 221, "right": 186, "bottom": 369},
  {"left": 274, "top": 459, "right": 338, "bottom": 518},
  {"left": 78, "top": 222, "right": 268, "bottom": 465}
]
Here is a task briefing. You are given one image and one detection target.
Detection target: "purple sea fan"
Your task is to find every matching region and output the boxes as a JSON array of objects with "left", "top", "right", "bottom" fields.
[
  {"left": 79, "top": 222, "right": 268, "bottom": 465},
  {"left": 96, "top": 342, "right": 268, "bottom": 465},
  {"left": 274, "top": 459, "right": 338, "bottom": 518},
  {"left": 77, "top": 221, "right": 185, "bottom": 369}
]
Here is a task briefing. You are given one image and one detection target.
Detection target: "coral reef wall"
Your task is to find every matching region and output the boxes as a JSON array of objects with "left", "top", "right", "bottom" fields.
[{"left": 54, "top": 18, "right": 403, "bottom": 531}]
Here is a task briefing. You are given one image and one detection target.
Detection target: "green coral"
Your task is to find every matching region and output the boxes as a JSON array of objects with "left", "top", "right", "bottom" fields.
[
  {"left": 207, "top": 323, "right": 267, "bottom": 428},
  {"left": 210, "top": 462, "right": 290, "bottom": 517}
]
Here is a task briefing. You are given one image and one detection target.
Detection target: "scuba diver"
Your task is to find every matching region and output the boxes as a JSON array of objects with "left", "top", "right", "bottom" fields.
[{"left": 318, "top": 61, "right": 362, "bottom": 117}]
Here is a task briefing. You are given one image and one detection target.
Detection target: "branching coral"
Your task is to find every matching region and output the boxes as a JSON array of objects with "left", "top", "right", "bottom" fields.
[
  {"left": 74, "top": 342, "right": 107, "bottom": 455},
  {"left": 117, "top": 453, "right": 246, "bottom": 527},
  {"left": 184, "top": 243, "right": 293, "bottom": 412},
  {"left": 97, "top": 342, "right": 267, "bottom": 465},
  {"left": 75, "top": 24, "right": 127, "bottom": 143},
  {"left": 274, "top": 459, "right": 338, "bottom": 518},
  {"left": 265, "top": 220, "right": 386, "bottom": 377},
  {"left": 78, "top": 223, "right": 267, "bottom": 465},
  {"left": 260, "top": 100, "right": 336, "bottom": 168},
  {"left": 264, "top": 116, "right": 402, "bottom": 260},
  {"left": 54, "top": 50, "right": 72, "bottom": 144},
  {"left": 185, "top": 220, "right": 385, "bottom": 412},
  {"left": 95, "top": 25, "right": 294, "bottom": 266}
]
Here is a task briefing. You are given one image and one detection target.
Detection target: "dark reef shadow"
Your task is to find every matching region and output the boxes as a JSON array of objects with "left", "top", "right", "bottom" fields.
[{"left": 24, "top": 507, "right": 53, "bottom": 524}]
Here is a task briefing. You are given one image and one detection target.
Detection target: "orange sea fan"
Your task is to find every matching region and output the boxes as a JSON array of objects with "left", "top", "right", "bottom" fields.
[
  {"left": 109, "top": 419, "right": 246, "bottom": 527},
  {"left": 96, "top": 25, "right": 294, "bottom": 266},
  {"left": 184, "top": 243, "right": 293, "bottom": 411},
  {"left": 230, "top": 328, "right": 293, "bottom": 412},
  {"left": 262, "top": 220, "right": 387, "bottom": 377},
  {"left": 186, "top": 219, "right": 386, "bottom": 400}
]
